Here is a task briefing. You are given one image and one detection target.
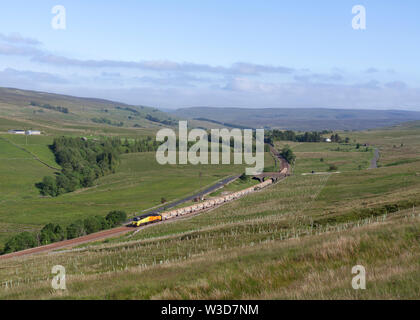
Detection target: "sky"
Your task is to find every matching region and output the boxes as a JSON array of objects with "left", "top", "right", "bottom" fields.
[{"left": 0, "top": 0, "right": 419, "bottom": 110}]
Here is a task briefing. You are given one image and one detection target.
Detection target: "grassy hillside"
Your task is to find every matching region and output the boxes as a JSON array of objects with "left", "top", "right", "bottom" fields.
[
  {"left": 0, "top": 87, "right": 178, "bottom": 134},
  {"left": 1, "top": 207, "right": 417, "bottom": 299},
  {"left": 1, "top": 122, "right": 419, "bottom": 299},
  {"left": 172, "top": 107, "right": 420, "bottom": 131}
]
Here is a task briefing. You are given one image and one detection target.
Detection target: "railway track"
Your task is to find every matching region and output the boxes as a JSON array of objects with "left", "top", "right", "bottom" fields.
[
  {"left": 0, "top": 227, "right": 131, "bottom": 260},
  {"left": 0, "top": 146, "right": 291, "bottom": 261}
]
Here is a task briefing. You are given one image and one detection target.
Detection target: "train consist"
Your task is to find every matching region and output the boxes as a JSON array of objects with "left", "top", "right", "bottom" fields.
[{"left": 128, "top": 178, "right": 274, "bottom": 227}]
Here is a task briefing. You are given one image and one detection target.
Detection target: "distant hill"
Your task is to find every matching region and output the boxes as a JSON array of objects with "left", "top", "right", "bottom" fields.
[
  {"left": 172, "top": 107, "right": 420, "bottom": 131},
  {"left": 0, "top": 87, "right": 177, "bottom": 130}
]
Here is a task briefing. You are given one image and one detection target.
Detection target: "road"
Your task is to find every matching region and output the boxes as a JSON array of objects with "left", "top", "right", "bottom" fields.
[
  {"left": 134, "top": 174, "right": 241, "bottom": 218},
  {"left": 370, "top": 148, "right": 380, "bottom": 169}
]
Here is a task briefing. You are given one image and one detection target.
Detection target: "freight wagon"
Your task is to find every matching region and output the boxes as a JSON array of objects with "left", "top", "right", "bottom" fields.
[{"left": 131, "top": 178, "right": 274, "bottom": 227}]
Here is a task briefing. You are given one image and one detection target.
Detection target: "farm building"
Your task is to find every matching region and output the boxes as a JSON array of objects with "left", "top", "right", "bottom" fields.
[
  {"left": 7, "top": 130, "right": 41, "bottom": 135},
  {"left": 26, "top": 130, "right": 41, "bottom": 135},
  {"left": 8, "top": 130, "right": 26, "bottom": 135}
]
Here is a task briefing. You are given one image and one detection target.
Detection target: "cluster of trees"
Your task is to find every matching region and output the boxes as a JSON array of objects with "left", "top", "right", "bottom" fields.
[
  {"left": 330, "top": 133, "right": 342, "bottom": 143},
  {"left": 280, "top": 145, "right": 296, "bottom": 164},
  {"left": 1, "top": 211, "right": 127, "bottom": 255},
  {"left": 37, "top": 137, "right": 122, "bottom": 196},
  {"left": 66, "top": 210, "right": 127, "bottom": 239},
  {"left": 265, "top": 130, "right": 329, "bottom": 144},
  {"left": 91, "top": 117, "right": 124, "bottom": 127},
  {"left": 296, "top": 132, "right": 323, "bottom": 142},
  {"left": 37, "top": 137, "right": 160, "bottom": 197},
  {"left": 30, "top": 101, "right": 69, "bottom": 114},
  {"left": 122, "top": 137, "right": 161, "bottom": 153},
  {"left": 116, "top": 106, "right": 140, "bottom": 115},
  {"left": 145, "top": 114, "right": 177, "bottom": 126}
]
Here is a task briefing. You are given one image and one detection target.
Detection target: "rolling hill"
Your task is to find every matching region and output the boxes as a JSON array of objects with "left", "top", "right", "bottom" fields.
[
  {"left": 0, "top": 87, "right": 178, "bottom": 134},
  {"left": 172, "top": 107, "right": 420, "bottom": 131}
]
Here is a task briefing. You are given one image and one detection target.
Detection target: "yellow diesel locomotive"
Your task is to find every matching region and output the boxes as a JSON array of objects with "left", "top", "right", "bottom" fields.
[{"left": 130, "top": 213, "right": 162, "bottom": 227}]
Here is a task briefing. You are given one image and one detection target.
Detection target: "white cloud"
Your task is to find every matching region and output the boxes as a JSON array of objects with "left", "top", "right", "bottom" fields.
[
  {"left": 0, "top": 33, "right": 419, "bottom": 111},
  {"left": 0, "top": 33, "right": 41, "bottom": 46}
]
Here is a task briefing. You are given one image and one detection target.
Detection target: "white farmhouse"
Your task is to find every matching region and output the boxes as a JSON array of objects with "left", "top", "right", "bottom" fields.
[{"left": 26, "top": 130, "right": 41, "bottom": 135}]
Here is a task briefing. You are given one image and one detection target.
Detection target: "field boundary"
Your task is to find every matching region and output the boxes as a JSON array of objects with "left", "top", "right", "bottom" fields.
[{"left": 0, "top": 136, "right": 60, "bottom": 171}]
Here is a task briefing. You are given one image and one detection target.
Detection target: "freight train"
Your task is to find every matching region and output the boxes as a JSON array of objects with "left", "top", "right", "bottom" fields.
[{"left": 128, "top": 178, "right": 274, "bottom": 227}]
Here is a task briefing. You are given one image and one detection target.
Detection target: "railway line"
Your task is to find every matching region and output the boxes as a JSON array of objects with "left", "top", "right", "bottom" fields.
[
  {"left": 0, "top": 226, "right": 131, "bottom": 260},
  {"left": 0, "top": 146, "right": 291, "bottom": 260}
]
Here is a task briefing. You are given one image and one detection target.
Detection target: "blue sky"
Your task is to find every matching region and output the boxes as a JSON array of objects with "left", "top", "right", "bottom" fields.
[{"left": 0, "top": 0, "right": 419, "bottom": 110}]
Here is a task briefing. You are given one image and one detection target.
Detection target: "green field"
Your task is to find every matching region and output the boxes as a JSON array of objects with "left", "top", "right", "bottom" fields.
[{"left": 274, "top": 141, "right": 374, "bottom": 174}]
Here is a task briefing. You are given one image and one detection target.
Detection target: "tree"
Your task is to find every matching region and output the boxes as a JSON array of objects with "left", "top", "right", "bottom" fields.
[
  {"left": 280, "top": 146, "right": 296, "bottom": 164},
  {"left": 39, "top": 223, "right": 56, "bottom": 245},
  {"left": 53, "top": 224, "right": 66, "bottom": 241},
  {"left": 39, "top": 176, "right": 59, "bottom": 197},
  {"left": 83, "top": 216, "right": 102, "bottom": 234},
  {"left": 96, "top": 216, "right": 110, "bottom": 230},
  {"left": 66, "top": 220, "right": 85, "bottom": 239},
  {"left": 105, "top": 210, "right": 127, "bottom": 227},
  {"left": 3, "top": 232, "right": 38, "bottom": 254},
  {"left": 39, "top": 223, "right": 67, "bottom": 245},
  {"left": 330, "top": 134, "right": 342, "bottom": 143}
]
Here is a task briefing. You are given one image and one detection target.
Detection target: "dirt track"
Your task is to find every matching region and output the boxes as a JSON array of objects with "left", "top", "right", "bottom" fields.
[
  {"left": 0, "top": 226, "right": 132, "bottom": 261},
  {"left": 370, "top": 148, "right": 380, "bottom": 169}
]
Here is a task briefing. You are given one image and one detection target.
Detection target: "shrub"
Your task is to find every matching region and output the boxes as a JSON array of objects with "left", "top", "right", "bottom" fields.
[
  {"left": 38, "top": 176, "right": 59, "bottom": 197},
  {"left": 106, "top": 210, "right": 127, "bottom": 227},
  {"left": 66, "top": 220, "right": 85, "bottom": 239},
  {"left": 328, "top": 164, "right": 338, "bottom": 171},
  {"left": 280, "top": 146, "right": 296, "bottom": 164},
  {"left": 3, "top": 232, "right": 38, "bottom": 254},
  {"left": 39, "top": 223, "right": 66, "bottom": 245},
  {"left": 84, "top": 216, "right": 103, "bottom": 234}
]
